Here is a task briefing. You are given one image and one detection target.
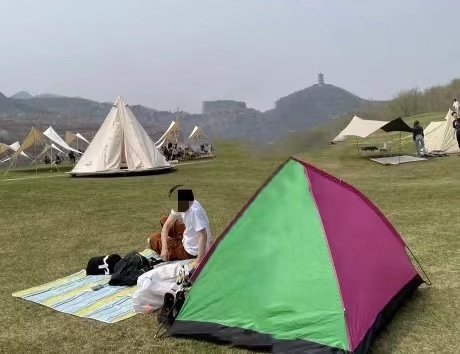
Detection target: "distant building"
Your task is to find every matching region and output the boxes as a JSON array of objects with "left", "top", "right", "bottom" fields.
[
  {"left": 202, "top": 100, "right": 247, "bottom": 114},
  {"left": 318, "top": 73, "right": 325, "bottom": 85}
]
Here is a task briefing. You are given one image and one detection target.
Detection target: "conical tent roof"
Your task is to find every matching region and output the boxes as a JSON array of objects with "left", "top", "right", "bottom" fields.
[
  {"left": 170, "top": 157, "right": 423, "bottom": 353},
  {"left": 71, "top": 96, "right": 170, "bottom": 175}
]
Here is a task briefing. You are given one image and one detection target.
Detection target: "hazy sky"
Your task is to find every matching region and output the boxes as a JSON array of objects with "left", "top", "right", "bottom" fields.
[{"left": 0, "top": 0, "right": 458, "bottom": 113}]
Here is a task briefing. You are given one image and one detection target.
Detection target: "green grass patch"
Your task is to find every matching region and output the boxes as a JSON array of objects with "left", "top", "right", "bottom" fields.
[{"left": 1, "top": 121, "right": 458, "bottom": 353}]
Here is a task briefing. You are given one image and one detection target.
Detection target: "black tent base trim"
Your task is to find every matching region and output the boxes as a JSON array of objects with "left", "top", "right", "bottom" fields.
[
  {"left": 169, "top": 321, "right": 343, "bottom": 353},
  {"left": 168, "top": 275, "right": 423, "bottom": 353},
  {"left": 354, "top": 275, "right": 423, "bottom": 354},
  {"left": 67, "top": 166, "right": 174, "bottom": 178}
]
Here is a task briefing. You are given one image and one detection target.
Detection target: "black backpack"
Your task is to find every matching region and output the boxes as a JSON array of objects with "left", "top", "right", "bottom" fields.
[
  {"left": 108, "top": 252, "right": 153, "bottom": 286},
  {"left": 86, "top": 254, "right": 122, "bottom": 275}
]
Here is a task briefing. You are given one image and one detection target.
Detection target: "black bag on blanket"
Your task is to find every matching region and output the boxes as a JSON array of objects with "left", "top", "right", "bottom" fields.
[
  {"left": 108, "top": 252, "right": 153, "bottom": 286},
  {"left": 86, "top": 254, "right": 122, "bottom": 275}
]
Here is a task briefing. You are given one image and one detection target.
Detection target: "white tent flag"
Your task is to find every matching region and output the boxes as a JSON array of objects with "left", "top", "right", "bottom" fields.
[
  {"left": 155, "top": 137, "right": 166, "bottom": 149},
  {"left": 43, "top": 127, "right": 82, "bottom": 154},
  {"left": 8, "top": 141, "right": 29, "bottom": 158},
  {"left": 155, "top": 121, "right": 180, "bottom": 145},
  {"left": 188, "top": 126, "right": 206, "bottom": 140},
  {"left": 332, "top": 116, "right": 389, "bottom": 142},
  {"left": 76, "top": 133, "right": 90, "bottom": 144},
  {"left": 71, "top": 96, "right": 170, "bottom": 175},
  {"left": 188, "top": 126, "right": 200, "bottom": 140},
  {"left": 50, "top": 143, "right": 65, "bottom": 155}
]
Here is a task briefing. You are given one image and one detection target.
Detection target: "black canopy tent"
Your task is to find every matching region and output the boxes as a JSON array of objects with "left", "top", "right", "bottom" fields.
[
  {"left": 352, "top": 117, "right": 414, "bottom": 160},
  {"left": 380, "top": 117, "right": 414, "bottom": 134}
]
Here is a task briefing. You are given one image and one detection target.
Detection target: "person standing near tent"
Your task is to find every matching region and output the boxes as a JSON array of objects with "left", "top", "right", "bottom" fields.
[
  {"left": 453, "top": 111, "right": 460, "bottom": 148},
  {"left": 68, "top": 151, "right": 75, "bottom": 164},
  {"left": 149, "top": 186, "right": 212, "bottom": 264},
  {"left": 453, "top": 99, "right": 460, "bottom": 114},
  {"left": 412, "top": 120, "right": 425, "bottom": 157}
]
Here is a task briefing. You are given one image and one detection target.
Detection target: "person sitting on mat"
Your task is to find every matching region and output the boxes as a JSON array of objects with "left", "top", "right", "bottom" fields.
[
  {"left": 147, "top": 215, "right": 185, "bottom": 250},
  {"left": 148, "top": 185, "right": 212, "bottom": 264}
]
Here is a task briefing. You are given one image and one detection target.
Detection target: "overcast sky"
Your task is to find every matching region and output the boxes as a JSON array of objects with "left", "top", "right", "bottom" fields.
[{"left": 0, "top": 0, "right": 458, "bottom": 113}]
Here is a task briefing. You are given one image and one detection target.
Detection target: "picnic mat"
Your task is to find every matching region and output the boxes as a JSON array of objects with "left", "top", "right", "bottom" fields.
[
  {"left": 370, "top": 155, "right": 427, "bottom": 165},
  {"left": 12, "top": 249, "right": 163, "bottom": 324}
]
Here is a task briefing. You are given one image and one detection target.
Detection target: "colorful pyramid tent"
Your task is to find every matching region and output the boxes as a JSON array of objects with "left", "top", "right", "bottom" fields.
[{"left": 169, "top": 157, "right": 425, "bottom": 353}]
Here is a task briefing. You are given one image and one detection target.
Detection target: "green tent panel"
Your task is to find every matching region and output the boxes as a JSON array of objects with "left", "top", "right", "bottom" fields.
[{"left": 173, "top": 159, "right": 348, "bottom": 350}]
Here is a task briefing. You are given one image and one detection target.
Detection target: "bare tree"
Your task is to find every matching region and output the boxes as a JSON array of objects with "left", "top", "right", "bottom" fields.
[{"left": 385, "top": 89, "right": 424, "bottom": 118}]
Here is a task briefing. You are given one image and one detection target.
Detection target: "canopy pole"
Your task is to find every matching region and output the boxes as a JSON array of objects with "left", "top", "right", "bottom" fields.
[
  {"left": 406, "top": 245, "right": 432, "bottom": 286},
  {"left": 399, "top": 131, "right": 401, "bottom": 164},
  {"left": 34, "top": 136, "right": 37, "bottom": 173}
]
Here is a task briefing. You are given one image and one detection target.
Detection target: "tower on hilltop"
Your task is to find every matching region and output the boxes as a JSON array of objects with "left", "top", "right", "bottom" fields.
[{"left": 318, "top": 73, "right": 325, "bottom": 85}]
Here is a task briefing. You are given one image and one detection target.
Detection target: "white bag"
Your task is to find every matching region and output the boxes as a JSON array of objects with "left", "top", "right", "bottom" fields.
[{"left": 132, "top": 260, "right": 192, "bottom": 314}]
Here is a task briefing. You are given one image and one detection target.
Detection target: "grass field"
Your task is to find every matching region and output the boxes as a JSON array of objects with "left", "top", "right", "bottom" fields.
[{"left": 1, "top": 119, "right": 459, "bottom": 353}]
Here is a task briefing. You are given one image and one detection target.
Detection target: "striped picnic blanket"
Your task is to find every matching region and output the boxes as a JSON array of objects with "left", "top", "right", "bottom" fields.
[{"left": 12, "top": 249, "right": 161, "bottom": 324}]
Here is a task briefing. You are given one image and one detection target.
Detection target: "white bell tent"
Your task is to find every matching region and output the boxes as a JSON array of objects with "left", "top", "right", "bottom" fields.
[
  {"left": 70, "top": 96, "right": 171, "bottom": 176},
  {"left": 424, "top": 109, "right": 460, "bottom": 154}
]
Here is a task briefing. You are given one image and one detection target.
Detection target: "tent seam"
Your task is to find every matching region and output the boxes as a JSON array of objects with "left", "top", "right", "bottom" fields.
[
  {"left": 304, "top": 166, "right": 352, "bottom": 352},
  {"left": 292, "top": 157, "right": 408, "bottom": 247}
]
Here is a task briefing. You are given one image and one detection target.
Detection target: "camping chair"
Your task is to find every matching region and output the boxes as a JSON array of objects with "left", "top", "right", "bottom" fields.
[{"left": 379, "top": 141, "right": 392, "bottom": 155}]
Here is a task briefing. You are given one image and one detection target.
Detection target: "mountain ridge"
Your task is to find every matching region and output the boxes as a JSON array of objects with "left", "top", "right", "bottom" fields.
[{"left": 1, "top": 82, "right": 379, "bottom": 143}]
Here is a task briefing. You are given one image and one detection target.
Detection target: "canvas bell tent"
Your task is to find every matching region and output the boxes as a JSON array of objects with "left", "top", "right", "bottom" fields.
[
  {"left": 170, "top": 157, "right": 425, "bottom": 353},
  {"left": 424, "top": 109, "right": 460, "bottom": 154},
  {"left": 70, "top": 96, "right": 171, "bottom": 176}
]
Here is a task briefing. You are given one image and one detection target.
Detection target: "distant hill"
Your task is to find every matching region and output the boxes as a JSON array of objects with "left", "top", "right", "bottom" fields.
[
  {"left": 1, "top": 80, "right": 380, "bottom": 144},
  {"left": 191, "top": 83, "right": 371, "bottom": 142},
  {"left": 0, "top": 92, "right": 43, "bottom": 115},
  {"left": 19, "top": 96, "right": 112, "bottom": 120},
  {"left": 10, "top": 91, "right": 33, "bottom": 100},
  {"left": 260, "top": 83, "right": 366, "bottom": 139}
]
